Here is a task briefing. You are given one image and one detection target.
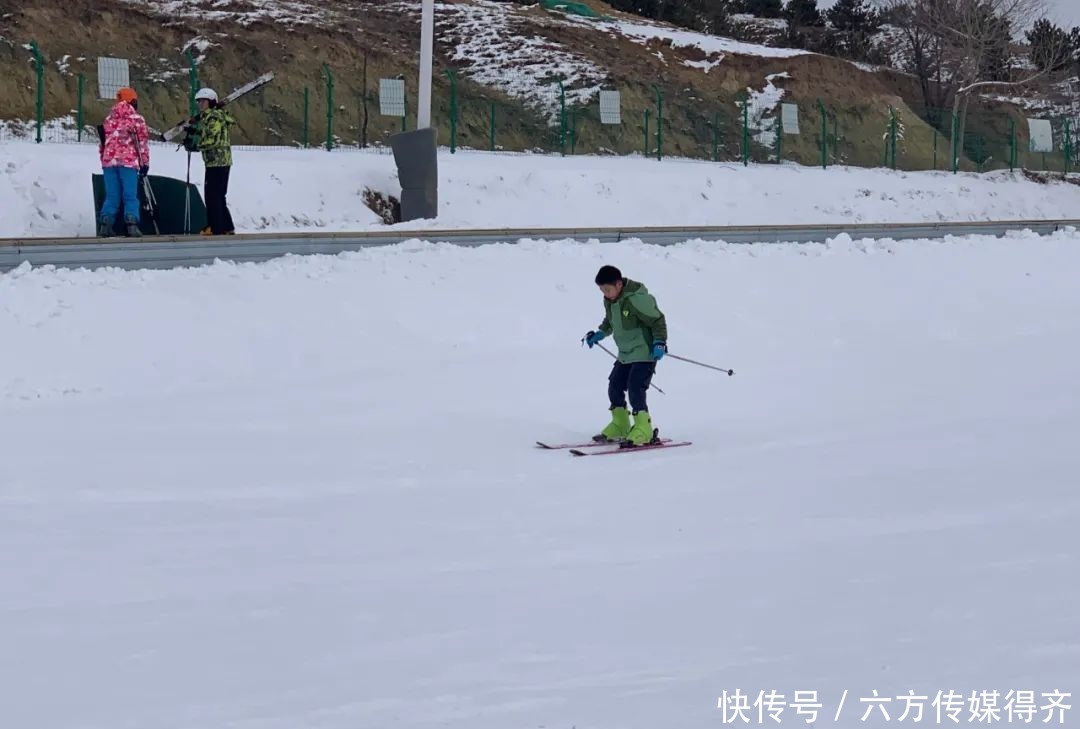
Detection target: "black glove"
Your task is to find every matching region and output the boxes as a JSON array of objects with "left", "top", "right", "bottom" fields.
[{"left": 139, "top": 165, "right": 149, "bottom": 177}]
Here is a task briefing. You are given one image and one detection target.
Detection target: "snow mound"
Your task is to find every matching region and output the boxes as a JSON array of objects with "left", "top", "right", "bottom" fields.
[{"left": 2, "top": 140, "right": 1080, "bottom": 239}]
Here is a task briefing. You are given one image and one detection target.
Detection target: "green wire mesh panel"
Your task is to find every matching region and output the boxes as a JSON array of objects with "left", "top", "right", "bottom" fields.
[
  {"left": 379, "top": 78, "right": 406, "bottom": 118},
  {"left": 97, "top": 57, "right": 130, "bottom": 100},
  {"left": 1028, "top": 118, "right": 1053, "bottom": 153},
  {"left": 599, "top": 90, "right": 621, "bottom": 125},
  {"left": 781, "top": 103, "right": 800, "bottom": 135}
]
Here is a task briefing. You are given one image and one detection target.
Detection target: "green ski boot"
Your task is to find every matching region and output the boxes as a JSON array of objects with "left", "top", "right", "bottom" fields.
[
  {"left": 593, "top": 406, "right": 631, "bottom": 443},
  {"left": 623, "top": 410, "right": 657, "bottom": 447}
]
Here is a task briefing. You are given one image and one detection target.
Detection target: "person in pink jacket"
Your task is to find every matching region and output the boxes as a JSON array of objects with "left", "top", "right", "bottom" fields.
[{"left": 97, "top": 87, "right": 151, "bottom": 237}]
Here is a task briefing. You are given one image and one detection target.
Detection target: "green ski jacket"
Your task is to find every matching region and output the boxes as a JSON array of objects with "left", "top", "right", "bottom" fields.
[
  {"left": 597, "top": 279, "right": 668, "bottom": 364},
  {"left": 196, "top": 108, "right": 235, "bottom": 168}
]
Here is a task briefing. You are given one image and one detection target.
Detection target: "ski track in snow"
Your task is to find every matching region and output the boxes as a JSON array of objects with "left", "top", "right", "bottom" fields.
[{"left": 1, "top": 233, "right": 1079, "bottom": 728}]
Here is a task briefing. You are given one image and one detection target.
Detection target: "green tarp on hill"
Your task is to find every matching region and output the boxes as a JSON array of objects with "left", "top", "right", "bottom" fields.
[
  {"left": 91, "top": 173, "right": 208, "bottom": 237},
  {"left": 541, "top": 0, "right": 599, "bottom": 18}
]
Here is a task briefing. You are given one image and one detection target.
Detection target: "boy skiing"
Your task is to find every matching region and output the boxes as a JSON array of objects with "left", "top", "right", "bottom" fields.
[{"left": 584, "top": 265, "right": 668, "bottom": 446}]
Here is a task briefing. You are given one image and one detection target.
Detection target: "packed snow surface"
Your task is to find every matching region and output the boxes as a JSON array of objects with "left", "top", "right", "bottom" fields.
[
  {"left": 2, "top": 141, "right": 1080, "bottom": 239},
  {"left": 2, "top": 231, "right": 1079, "bottom": 728}
]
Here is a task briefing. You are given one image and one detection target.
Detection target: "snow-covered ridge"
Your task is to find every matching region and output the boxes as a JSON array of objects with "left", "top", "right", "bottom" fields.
[
  {"left": 113, "top": 0, "right": 353, "bottom": 27},
  {"left": 604, "top": 18, "right": 808, "bottom": 60},
  {"left": 428, "top": 0, "right": 608, "bottom": 125},
  {"left": 408, "top": 0, "right": 811, "bottom": 119}
]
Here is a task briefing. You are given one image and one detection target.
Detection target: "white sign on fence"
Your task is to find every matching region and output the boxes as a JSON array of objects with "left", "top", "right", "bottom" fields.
[
  {"left": 379, "top": 78, "right": 406, "bottom": 117},
  {"left": 599, "top": 90, "right": 621, "bottom": 125},
  {"left": 1028, "top": 118, "right": 1054, "bottom": 153},
  {"left": 781, "top": 103, "right": 800, "bottom": 135},
  {"left": 97, "top": 57, "right": 130, "bottom": 100}
]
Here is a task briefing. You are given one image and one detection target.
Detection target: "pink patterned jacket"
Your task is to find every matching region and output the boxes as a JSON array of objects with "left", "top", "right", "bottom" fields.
[{"left": 100, "top": 101, "right": 151, "bottom": 169}]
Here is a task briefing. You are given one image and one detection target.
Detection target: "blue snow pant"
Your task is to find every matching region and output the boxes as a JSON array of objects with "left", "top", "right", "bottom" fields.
[
  {"left": 608, "top": 361, "right": 656, "bottom": 413},
  {"left": 99, "top": 166, "right": 140, "bottom": 224}
]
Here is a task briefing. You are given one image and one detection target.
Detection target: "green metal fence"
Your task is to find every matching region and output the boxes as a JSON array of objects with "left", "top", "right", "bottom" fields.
[{"left": 4, "top": 40, "right": 1079, "bottom": 177}]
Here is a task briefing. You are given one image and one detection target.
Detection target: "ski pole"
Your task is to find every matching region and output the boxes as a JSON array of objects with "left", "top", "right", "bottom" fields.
[
  {"left": 667, "top": 353, "right": 734, "bottom": 376},
  {"left": 130, "top": 130, "right": 160, "bottom": 234},
  {"left": 582, "top": 336, "right": 665, "bottom": 394}
]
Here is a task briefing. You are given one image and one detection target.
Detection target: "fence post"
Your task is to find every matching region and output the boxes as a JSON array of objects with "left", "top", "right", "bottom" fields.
[
  {"left": 29, "top": 42, "right": 44, "bottom": 143},
  {"left": 303, "top": 87, "right": 310, "bottom": 148},
  {"left": 712, "top": 111, "right": 720, "bottom": 162},
  {"left": 776, "top": 107, "right": 783, "bottom": 163},
  {"left": 570, "top": 107, "right": 578, "bottom": 155},
  {"left": 186, "top": 48, "right": 198, "bottom": 117},
  {"left": 643, "top": 108, "right": 650, "bottom": 157},
  {"left": 832, "top": 114, "right": 838, "bottom": 164},
  {"left": 323, "top": 63, "right": 334, "bottom": 151},
  {"left": 817, "top": 99, "right": 827, "bottom": 169},
  {"left": 490, "top": 101, "right": 496, "bottom": 151},
  {"left": 933, "top": 128, "right": 939, "bottom": 170},
  {"left": 1064, "top": 119, "right": 1073, "bottom": 175},
  {"left": 1008, "top": 117, "right": 1017, "bottom": 172},
  {"left": 77, "top": 73, "right": 85, "bottom": 142},
  {"left": 558, "top": 80, "right": 566, "bottom": 156},
  {"left": 446, "top": 70, "right": 457, "bottom": 154},
  {"left": 742, "top": 97, "right": 750, "bottom": 167},
  {"left": 889, "top": 107, "right": 898, "bottom": 170},
  {"left": 950, "top": 112, "right": 959, "bottom": 173},
  {"left": 652, "top": 85, "right": 663, "bottom": 161}
]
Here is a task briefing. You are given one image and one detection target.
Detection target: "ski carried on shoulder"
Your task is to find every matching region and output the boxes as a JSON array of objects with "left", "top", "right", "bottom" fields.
[
  {"left": 569, "top": 440, "right": 691, "bottom": 456},
  {"left": 159, "top": 71, "right": 275, "bottom": 142}
]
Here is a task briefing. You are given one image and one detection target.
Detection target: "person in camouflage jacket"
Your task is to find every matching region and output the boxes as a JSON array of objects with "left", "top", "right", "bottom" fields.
[{"left": 192, "top": 88, "right": 236, "bottom": 235}]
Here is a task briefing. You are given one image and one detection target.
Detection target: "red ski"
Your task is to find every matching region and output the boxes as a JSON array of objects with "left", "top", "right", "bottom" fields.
[
  {"left": 569, "top": 440, "right": 692, "bottom": 456},
  {"left": 536, "top": 438, "right": 671, "bottom": 450}
]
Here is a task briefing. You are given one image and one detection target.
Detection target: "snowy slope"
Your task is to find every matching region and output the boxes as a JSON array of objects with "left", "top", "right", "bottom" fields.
[
  {"left": 113, "top": 0, "right": 350, "bottom": 26},
  {"left": 3, "top": 140, "right": 1080, "bottom": 239},
  {"left": 435, "top": 1, "right": 608, "bottom": 124},
  {"left": 605, "top": 17, "right": 809, "bottom": 60},
  {"left": 2, "top": 232, "right": 1079, "bottom": 728}
]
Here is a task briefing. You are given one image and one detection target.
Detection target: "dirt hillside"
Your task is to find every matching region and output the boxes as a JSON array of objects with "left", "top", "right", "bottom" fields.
[{"left": 0, "top": 0, "right": 1039, "bottom": 170}]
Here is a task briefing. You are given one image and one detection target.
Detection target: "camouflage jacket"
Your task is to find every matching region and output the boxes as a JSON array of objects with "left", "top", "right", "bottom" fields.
[{"left": 196, "top": 108, "right": 235, "bottom": 167}]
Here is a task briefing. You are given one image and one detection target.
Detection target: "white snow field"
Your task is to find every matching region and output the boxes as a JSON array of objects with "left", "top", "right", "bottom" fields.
[
  {"left": 2, "top": 231, "right": 1079, "bottom": 729},
  {"left": 3, "top": 140, "right": 1080, "bottom": 239}
]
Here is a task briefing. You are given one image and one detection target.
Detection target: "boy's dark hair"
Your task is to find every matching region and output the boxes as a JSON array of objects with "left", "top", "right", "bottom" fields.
[{"left": 595, "top": 265, "right": 622, "bottom": 285}]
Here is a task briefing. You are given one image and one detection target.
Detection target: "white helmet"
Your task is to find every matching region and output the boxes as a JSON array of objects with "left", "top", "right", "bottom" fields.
[{"left": 195, "top": 87, "right": 218, "bottom": 102}]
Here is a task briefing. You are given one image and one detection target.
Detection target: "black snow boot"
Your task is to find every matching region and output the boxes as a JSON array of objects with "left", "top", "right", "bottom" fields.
[
  {"left": 125, "top": 219, "right": 142, "bottom": 237},
  {"left": 97, "top": 216, "right": 114, "bottom": 238}
]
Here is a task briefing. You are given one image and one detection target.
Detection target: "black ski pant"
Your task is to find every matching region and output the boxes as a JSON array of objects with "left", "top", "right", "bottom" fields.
[
  {"left": 205, "top": 165, "right": 235, "bottom": 234},
  {"left": 608, "top": 360, "right": 656, "bottom": 413}
]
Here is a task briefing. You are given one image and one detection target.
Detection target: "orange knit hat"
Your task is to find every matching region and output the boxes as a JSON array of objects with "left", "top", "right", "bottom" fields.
[{"left": 116, "top": 87, "right": 138, "bottom": 103}]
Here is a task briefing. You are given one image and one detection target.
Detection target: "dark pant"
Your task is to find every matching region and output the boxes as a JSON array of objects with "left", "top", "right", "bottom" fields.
[
  {"left": 205, "top": 166, "right": 235, "bottom": 234},
  {"left": 608, "top": 361, "right": 656, "bottom": 413}
]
